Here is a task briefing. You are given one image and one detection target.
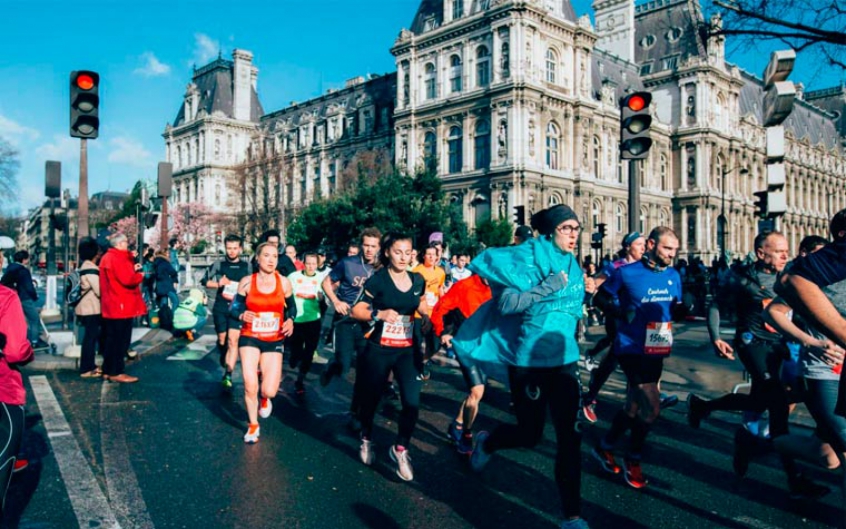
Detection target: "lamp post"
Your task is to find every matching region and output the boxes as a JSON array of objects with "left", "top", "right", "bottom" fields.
[{"left": 718, "top": 166, "right": 749, "bottom": 262}]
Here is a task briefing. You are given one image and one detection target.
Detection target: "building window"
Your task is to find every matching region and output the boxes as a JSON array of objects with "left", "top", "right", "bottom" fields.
[
  {"left": 425, "top": 63, "right": 437, "bottom": 100},
  {"left": 501, "top": 42, "right": 510, "bottom": 78},
  {"left": 687, "top": 209, "right": 697, "bottom": 248},
  {"left": 452, "top": 0, "right": 463, "bottom": 19},
  {"left": 474, "top": 120, "right": 490, "bottom": 170},
  {"left": 660, "top": 155, "right": 668, "bottom": 190},
  {"left": 640, "top": 63, "right": 652, "bottom": 75},
  {"left": 545, "top": 48, "right": 558, "bottom": 84},
  {"left": 448, "top": 126, "right": 463, "bottom": 173},
  {"left": 424, "top": 131, "right": 437, "bottom": 168},
  {"left": 616, "top": 203, "right": 624, "bottom": 233},
  {"left": 592, "top": 136, "right": 601, "bottom": 178},
  {"left": 328, "top": 161, "right": 336, "bottom": 194},
  {"left": 450, "top": 55, "right": 462, "bottom": 93},
  {"left": 313, "top": 165, "right": 321, "bottom": 198},
  {"left": 546, "top": 122, "right": 560, "bottom": 170},
  {"left": 592, "top": 201, "right": 601, "bottom": 228},
  {"left": 363, "top": 110, "right": 373, "bottom": 133},
  {"left": 476, "top": 46, "right": 490, "bottom": 88},
  {"left": 664, "top": 56, "right": 678, "bottom": 70},
  {"left": 401, "top": 61, "right": 410, "bottom": 106}
]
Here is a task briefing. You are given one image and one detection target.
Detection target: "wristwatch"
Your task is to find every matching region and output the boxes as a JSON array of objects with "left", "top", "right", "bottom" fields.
[{"left": 371, "top": 308, "right": 380, "bottom": 322}]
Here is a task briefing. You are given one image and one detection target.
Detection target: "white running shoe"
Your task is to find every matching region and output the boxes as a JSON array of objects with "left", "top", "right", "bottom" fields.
[
  {"left": 390, "top": 445, "right": 414, "bottom": 481},
  {"left": 243, "top": 424, "right": 260, "bottom": 443},
  {"left": 259, "top": 397, "right": 273, "bottom": 419},
  {"left": 360, "top": 439, "right": 375, "bottom": 466}
]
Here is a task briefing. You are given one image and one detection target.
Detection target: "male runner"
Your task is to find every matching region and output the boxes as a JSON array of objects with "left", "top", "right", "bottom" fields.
[
  {"left": 203, "top": 235, "right": 251, "bottom": 390},
  {"left": 288, "top": 253, "right": 324, "bottom": 394},
  {"left": 592, "top": 227, "right": 684, "bottom": 489}
]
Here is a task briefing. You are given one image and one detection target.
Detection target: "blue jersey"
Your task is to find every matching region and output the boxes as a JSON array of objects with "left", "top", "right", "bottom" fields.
[
  {"left": 328, "top": 255, "right": 374, "bottom": 304},
  {"left": 602, "top": 260, "right": 682, "bottom": 356}
]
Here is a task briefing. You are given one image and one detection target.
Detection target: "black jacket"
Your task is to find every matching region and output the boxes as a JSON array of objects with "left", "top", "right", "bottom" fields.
[
  {"left": 0, "top": 263, "right": 37, "bottom": 302},
  {"left": 153, "top": 257, "right": 178, "bottom": 297}
]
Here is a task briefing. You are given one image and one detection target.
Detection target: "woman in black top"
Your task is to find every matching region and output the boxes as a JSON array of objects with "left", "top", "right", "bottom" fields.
[{"left": 352, "top": 233, "right": 428, "bottom": 482}]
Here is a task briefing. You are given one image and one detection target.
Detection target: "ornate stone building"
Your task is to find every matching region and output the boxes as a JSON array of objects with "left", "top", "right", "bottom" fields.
[{"left": 167, "top": 0, "right": 846, "bottom": 260}]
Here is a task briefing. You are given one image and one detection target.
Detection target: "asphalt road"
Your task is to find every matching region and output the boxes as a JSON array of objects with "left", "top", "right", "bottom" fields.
[{"left": 7, "top": 321, "right": 846, "bottom": 529}]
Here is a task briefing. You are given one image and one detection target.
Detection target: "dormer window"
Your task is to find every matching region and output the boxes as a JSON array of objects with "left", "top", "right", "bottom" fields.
[
  {"left": 424, "top": 16, "right": 437, "bottom": 31},
  {"left": 664, "top": 56, "right": 679, "bottom": 70},
  {"left": 666, "top": 27, "right": 683, "bottom": 42},
  {"left": 640, "top": 63, "right": 652, "bottom": 75},
  {"left": 453, "top": 0, "right": 464, "bottom": 20},
  {"left": 639, "top": 34, "right": 656, "bottom": 48}
]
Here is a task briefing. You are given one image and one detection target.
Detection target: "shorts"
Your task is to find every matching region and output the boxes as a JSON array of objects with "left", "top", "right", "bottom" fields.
[
  {"left": 213, "top": 310, "right": 241, "bottom": 334},
  {"left": 238, "top": 336, "right": 284, "bottom": 353},
  {"left": 459, "top": 358, "right": 487, "bottom": 388},
  {"left": 618, "top": 354, "right": 664, "bottom": 386}
]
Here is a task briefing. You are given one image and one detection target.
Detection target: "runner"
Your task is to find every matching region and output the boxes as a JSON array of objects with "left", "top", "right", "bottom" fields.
[
  {"left": 252, "top": 229, "right": 297, "bottom": 277},
  {"left": 230, "top": 242, "right": 296, "bottom": 443},
  {"left": 459, "top": 204, "right": 594, "bottom": 529},
  {"left": 592, "top": 227, "right": 684, "bottom": 489},
  {"left": 431, "top": 273, "right": 492, "bottom": 454},
  {"left": 288, "top": 252, "right": 324, "bottom": 394},
  {"left": 350, "top": 232, "right": 427, "bottom": 481},
  {"left": 203, "top": 234, "right": 250, "bottom": 391},
  {"left": 413, "top": 243, "right": 446, "bottom": 376}
]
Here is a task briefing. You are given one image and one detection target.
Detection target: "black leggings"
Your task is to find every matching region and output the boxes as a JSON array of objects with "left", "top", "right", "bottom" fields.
[
  {"left": 486, "top": 364, "right": 582, "bottom": 519},
  {"left": 357, "top": 344, "right": 422, "bottom": 448},
  {"left": 584, "top": 350, "right": 618, "bottom": 402},
  {"left": 0, "top": 403, "right": 24, "bottom": 517},
  {"left": 289, "top": 320, "right": 321, "bottom": 378},
  {"left": 700, "top": 341, "right": 790, "bottom": 437}
]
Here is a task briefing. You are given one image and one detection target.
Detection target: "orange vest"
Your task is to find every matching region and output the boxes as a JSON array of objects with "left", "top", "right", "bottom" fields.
[{"left": 240, "top": 272, "right": 286, "bottom": 342}]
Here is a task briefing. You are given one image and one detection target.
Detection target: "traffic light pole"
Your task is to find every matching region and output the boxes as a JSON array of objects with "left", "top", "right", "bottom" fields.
[
  {"left": 628, "top": 160, "right": 641, "bottom": 233},
  {"left": 78, "top": 138, "right": 89, "bottom": 238}
]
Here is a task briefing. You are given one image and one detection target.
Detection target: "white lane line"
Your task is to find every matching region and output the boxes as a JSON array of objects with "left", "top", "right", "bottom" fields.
[
  {"left": 29, "top": 375, "right": 120, "bottom": 529},
  {"left": 100, "top": 382, "right": 156, "bottom": 529}
]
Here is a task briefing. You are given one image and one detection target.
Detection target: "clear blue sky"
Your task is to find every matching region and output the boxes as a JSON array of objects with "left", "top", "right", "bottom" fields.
[{"left": 2, "top": 0, "right": 842, "bottom": 215}]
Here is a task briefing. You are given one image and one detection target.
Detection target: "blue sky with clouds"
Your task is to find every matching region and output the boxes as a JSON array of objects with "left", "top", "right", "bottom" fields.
[{"left": 2, "top": 0, "right": 842, "bottom": 215}]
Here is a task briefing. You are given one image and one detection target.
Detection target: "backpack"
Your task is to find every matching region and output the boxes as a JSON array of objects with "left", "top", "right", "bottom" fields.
[{"left": 67, "top": 269, "right": 99, "bottom": 307}]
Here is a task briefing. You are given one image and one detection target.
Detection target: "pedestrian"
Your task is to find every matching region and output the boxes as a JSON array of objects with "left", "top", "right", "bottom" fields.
[
  {"left": 351, "top": 232, "right": 428, "bottom": 481},
  {"left": 458, "top": 204, "right": 594, "bottom": 529},
  {"left": 288, "top": 252, "right": 324, "bottom": 394},
  {"left": 231, "top": 242, "right": 296, "bottom": 443},
  {"left": 153, "top": 250, "right": 179, "bottom": 311},
  {"left": 75, "top": 237, "right": 102, "bottom": 378},
  {"left": 0, "top": 250, "right": 42, "bottom": 347},
  {"left": 0, "top": 284, "right": 34, "bottom": 518},
  {"left": 99, "top": 233, "right": 146, "bottom": 383}
]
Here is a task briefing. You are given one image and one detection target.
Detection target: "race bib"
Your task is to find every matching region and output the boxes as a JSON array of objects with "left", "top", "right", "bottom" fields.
[
  {"left": 296, "top": 278, "right": 320, "bottom": 299},
  {"left": 425, "top": 292, "right": 438, "bottom": 308},
  {"left": 644, "top": 322, "right": 673, "bottom": 355},
  {"left": 222, "top": 283, "right": 239, "bottom": 301},
  {"left": 251, "top": 312, "right": 281, "bottom": 335},
  {"left": 380, "top": 315, "right": 414, "bottom": 348}
]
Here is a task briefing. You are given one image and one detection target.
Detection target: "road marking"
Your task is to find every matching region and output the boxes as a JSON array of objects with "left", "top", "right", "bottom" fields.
[
  {"left": 29, "top": 375, "right": 120, "bottom": 529},
  {"left": 167, "top": 334, "right": 217, "bottom": 361},
  {"left": 101, "top": 382, "right": 156, "bottom": 529}
]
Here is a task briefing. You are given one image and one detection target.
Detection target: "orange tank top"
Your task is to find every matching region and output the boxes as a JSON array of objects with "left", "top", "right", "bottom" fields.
[{"left": 240, "top": 272, "right": 286, "bottom": 342}]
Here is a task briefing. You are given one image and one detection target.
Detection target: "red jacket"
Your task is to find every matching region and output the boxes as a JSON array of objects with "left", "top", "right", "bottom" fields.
[
  {"left": 99, "top": 248, "right": 147, "bottom": 319},
  {"left": 431, "top": 274, "right": 492, "bottom": 337},
  {"left": 0, "top": 285, "right": 34, "bottom": 405}
]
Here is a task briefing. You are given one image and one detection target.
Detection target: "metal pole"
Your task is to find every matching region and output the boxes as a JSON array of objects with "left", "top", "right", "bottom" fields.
[
  {"left": 47, "top": 199, "right": 56, "bottom": 276},
  {"left": 160, "top": 196, "right": 168, "bottom": 250},
  {"left": 62, "top": 212, "right": 69, "bottom": 329},
  {"left": 78, "top": 138, "right": 89, "bottom": 238},
  {"left": 720, "top": 170, "right": 726, "bottom": 262},
  {"left": 628, "top": 160, "right": 641, "bottom": 232}
]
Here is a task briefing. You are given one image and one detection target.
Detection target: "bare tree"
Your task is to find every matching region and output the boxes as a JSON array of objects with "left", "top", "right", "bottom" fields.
[
  {"left": 230, "top": 150, "right": 285, "bottom": 244},
  {"left": 707, "top": 0, "right": 846, "bottom": 69},
  {"left": 0, "top": 137, "right": 20, "bottom": 212}
]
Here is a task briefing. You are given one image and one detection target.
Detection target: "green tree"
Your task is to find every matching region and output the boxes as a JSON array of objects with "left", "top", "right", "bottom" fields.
[
  {"left": 474, "top": 217, "right": 514, "bottom": 250},
  {"left": 110, "top": 180, "right": 145, "bottom": 223}
]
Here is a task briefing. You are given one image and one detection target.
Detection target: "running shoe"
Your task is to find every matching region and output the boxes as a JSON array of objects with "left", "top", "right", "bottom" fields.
[
  {"left": 221, "top": 372, "right": 233, "bottom": 391},
  {"left": 390, "top": 445, "right": 414, "bottom": 481},
  {"left": 788, "top": 474, "right": 831, "bottom": 500},
  {"left": 12, "top": 459, "right": 28, "bottom": 473},
  {"left": 359, "top": 438, "right": 375, "bottom": 466},
  {"left": 185, "top": 330, "right": 194, "bottom": 342},
  {"left": 243, "top": 424, "right": 260, "bottom": 444},
  {"left": 447, "top": 420, "right": 463, "bottom": 444},
  {"left": 259, "top": 397, "right": 273, "bottom": 418},
  {"left": 469, "top": 431, "right": 492, "bottom": 472},
  {"left": 561, "top": 518, "right": 591, "bottom": 529},
  {"left": 295, "top": 379, "right": 306, "bottom": 395},
  {"left": 659, "top": 392, "right": 679, "bottom": 409},
  {"left": 591, "top": 446, "right": 621, "bottom": 475},
  {"left": 623, "top": 459, "right": 648, "bottom": 489},
  {"left": 457, "top": 433, "right": 474, "bottom": 456},
  {"left": 686, "top": 393, "right": 709, "bottom": 428},
  {"left": 416, "top": 364, "right": 432, "bottom": 381},
  {"left": 580, "top": 399, "right": 598, "bottom": 424}
]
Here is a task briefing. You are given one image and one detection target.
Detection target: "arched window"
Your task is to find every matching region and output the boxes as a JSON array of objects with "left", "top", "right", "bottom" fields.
[
  {"left": 401, "top": 61, "right": 410, "bottom": 105},
  {"left": 640, "top": 207, "right": 647, "bottom": 233},
  {"left": 548, "top": 193, "right": 561, "bottom": 206},
  {"left": 450, "top": 55, "right": 462, "bottom": 93},
  {"left": 448, "top": 126, "right": 463, "bottom": 173},
  {"left": 592, "top": 135, "right": 601, "bottom": 178},
  {"left": 424, "top": 63, "right": 437, "bottom": 100},
  {"left": 714, "top": 155, "right": 725, "bottom": 190},
  {"left": 546, "top": 122, "right": 560, "bottom": 170},
  {"left": 474, "top": 120, "right": 491, "bottom": 170},
  {"left": 659, "top": 208, "right": 670, "bottom": 227},
  {"left": 715, "top": 93, "right": 725, "bottom": 130},
  {"left": 546, "top": 48, "right": 558, "bottom": 84},
  {"left": 476, "top": 46, "right": 490, "bottom": 87},
  {"left": 424, "top": 131, "right": 437, "bottom": 168},
  {"left": 501, "top": 42, "right": 510, "bottom": 78},
  {"left": 177, "top": 145, "right": 183, "bottom": 167},
  {"left": 616, "top": 203, "right": 625, "bottom": 233},
  {"left": 660, "top": 154, "right": 669, "bottom": 190},
  {"left": 592, "top": 200, "right": 601, "bottom": 228}
]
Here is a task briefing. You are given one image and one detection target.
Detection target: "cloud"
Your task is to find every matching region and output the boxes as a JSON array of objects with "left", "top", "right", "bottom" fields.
[
  {"left": 134, "top": 52, "right": 171, "bottom": 77},
  {"left": 35, "top": 135, "right": 80, "bottom": 162},
  {"left": 0, "top": 113, "right": 40, "bottom": 145},
  {"left": 107, "top": 136, "right": 154, "bottom": 168},
  {"left": 193, "top": 33, "right": 220, "bottom": 66}
]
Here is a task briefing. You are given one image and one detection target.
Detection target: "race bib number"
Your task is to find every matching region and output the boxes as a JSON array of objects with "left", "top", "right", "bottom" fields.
[
  {"left": 425, "top": 292, "right": 438, "bottom": 308},
  {"left": 380, "top": 315, "right": 413, "bottom": 348},
  {"left": 644, "top": 322, "right": 673, "bottom": 355},
  {"left": 251, "top": 312, "right": 281, "bottom": 335},
  {"left": 222, "top": 283, "right": 239, "bottom": 301},
  {"left": 295, "top": 278, "right": 320, "bottom": 299}
]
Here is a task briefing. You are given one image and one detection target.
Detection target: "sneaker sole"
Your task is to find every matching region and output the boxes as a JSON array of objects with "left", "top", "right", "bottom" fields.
[
  {"left": 623, "top": 462, "right": 648, "bottom": 489},
  {"left": 591, "top": 449, "right": 621, "bottom": 475},
  {"left": 389, "top": 449, "right": 413, "bottom": 481}
]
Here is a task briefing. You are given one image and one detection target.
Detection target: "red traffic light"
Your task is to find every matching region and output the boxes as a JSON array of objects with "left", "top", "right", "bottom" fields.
[
  {"left": 76, "top": 73, "right": 95, "bottom": 90},
  {"left": 627, "top": 95, "right": 646, "bottom": 111}
]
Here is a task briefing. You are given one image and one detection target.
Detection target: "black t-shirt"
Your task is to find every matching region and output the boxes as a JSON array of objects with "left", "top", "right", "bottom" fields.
[
  {"left": 719, "top": 263, "right": 780, "bottom": 343},
  {"left": 359, "top": 268, "right": 425, "bottom": 348},
  {"left": 204, "top": 258, "right": 251, "bottom": 311}
]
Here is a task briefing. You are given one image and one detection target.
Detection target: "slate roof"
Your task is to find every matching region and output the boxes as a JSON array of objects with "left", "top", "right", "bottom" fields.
[
  {"left": 593, "top": 49, "right": 644, "bottom": 101},
  {"left": 409, "top": 0, "right": 576, "bottom": 34},
  {"left": 172, "top": 57, "right": 264, "bottom": 126},
  {"left": 805, "top": 85, "right": 846, "bottom": 138},
  {"left": 634, "top": 0, "right": 706, "bottom": 74}
]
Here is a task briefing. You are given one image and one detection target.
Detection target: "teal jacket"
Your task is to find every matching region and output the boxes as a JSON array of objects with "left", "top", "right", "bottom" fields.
[{"left": 453, "top": 236, "right": 584, "bottom": 368}]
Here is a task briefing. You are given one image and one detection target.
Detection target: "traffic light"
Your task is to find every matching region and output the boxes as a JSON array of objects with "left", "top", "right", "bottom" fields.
[
  {"left": 620, "top": 91, "right": 653, "bottom": 160},
  {"left": 753, "top": 191, "right": 768, "bottom": 218},
  {"left": 70, "top": 70, "right": 100, "bottom": 139},
  {"left": 513, "top": 205, "right": 525, "bottom": 225},
  {"left": 597, "top": 223, "right": 607, "bottom": 238}
]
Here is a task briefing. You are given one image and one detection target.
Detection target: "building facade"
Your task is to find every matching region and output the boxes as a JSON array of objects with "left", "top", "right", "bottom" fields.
[{"left": 168, "top": 0, "right": 846, "bottom": 261}]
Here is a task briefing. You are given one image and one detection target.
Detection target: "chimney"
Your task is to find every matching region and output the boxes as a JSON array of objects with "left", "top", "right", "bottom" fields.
[{"left": 232, "top": 49, "right": 254, "bottom": 121}]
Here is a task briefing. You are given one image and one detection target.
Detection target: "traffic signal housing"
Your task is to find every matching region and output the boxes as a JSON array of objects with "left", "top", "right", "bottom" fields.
[
  {"left": 753, "top": 191, "right": 768, "bottom": 218},
  {"left": 597, "top": 223, "right": 607, "bottom": 238},
  {"left": 620, "top": 91, "right": 653, "bottom": 160},
  {"left": 513, "top": 205, "right": 525, "bottom": 225},
  {"left": 70, "top": 71, "right": 100, "bottom": 139}
]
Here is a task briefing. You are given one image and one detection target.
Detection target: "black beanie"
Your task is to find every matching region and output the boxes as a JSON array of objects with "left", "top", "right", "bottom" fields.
[{"left": 530, "top": 205, "right": 579, "bottom": 236}]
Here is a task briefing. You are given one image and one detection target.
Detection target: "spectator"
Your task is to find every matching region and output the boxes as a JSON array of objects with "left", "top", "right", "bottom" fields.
[
  {"left": 99, "top": 233, "right": 146, "bottom": 383},
  {"left": 153, "top": 250, "right": 179, "bottom": 310},
  {"left": 0, "top": 250, "right": 41, "bottom": 347},
  {"left": 75, "top": 237, "right": 102, "bottom": 378}
]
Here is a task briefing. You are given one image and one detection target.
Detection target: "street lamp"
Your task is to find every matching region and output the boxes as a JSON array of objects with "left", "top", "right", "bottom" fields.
[{"left": 718, "top": 166, "right": 749, "bottom": 262}]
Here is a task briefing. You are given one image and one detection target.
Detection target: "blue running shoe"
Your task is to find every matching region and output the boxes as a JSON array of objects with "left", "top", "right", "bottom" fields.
[
  {"left": 470, "top": 431, "right": 492, "bottom": 472},
  {"left": 447, "top": 421, "right": 463, "bottom": 444}
]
